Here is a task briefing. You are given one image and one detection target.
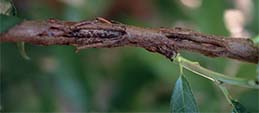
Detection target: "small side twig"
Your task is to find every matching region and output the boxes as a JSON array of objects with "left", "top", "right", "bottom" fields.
[{"left": 175, "top": 56, "right": 259, "bottom": 89}]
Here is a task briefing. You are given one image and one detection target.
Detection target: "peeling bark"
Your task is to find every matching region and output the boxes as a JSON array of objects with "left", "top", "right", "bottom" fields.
[{"left": 0, "top": 18, "right": 258, "bottom": 63}]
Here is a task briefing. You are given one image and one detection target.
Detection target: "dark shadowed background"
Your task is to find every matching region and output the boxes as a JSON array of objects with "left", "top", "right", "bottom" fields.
[{"left": 1, "top": 0, "right": 258, "bottom": 112}]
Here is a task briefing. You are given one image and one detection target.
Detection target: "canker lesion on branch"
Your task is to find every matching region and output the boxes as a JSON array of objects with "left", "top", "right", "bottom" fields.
[{"left": 0, "top": 18, "right": 258, "bottom": 63}]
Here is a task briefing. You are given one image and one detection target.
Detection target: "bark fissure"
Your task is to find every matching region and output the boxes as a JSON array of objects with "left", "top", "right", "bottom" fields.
[{"left": 0, "top": 18, "right": 258, "bottom": 63}]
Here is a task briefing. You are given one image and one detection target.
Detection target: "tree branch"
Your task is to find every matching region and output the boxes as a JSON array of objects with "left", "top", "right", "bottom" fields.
[{"left": 0, "top": 18, "right": 258, "bottom": 63}]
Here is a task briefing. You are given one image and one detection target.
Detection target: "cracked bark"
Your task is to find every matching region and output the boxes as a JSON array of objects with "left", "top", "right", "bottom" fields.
[{"left": 0, "top": 18, "right": 258, "bottom": 63}]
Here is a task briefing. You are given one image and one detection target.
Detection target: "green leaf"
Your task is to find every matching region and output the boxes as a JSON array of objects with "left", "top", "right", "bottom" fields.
[
  {"left": 231, "top": 100, "right": 249, "bottom": 113},
  {"left": 0, "top": 14, "right": 23, "bottom": 33},
  {"left": 251, "top": 35, "right": 259, "bottom": 45},
  {"left": 170, "top": 75, "right": 199, "bottom": 113}
]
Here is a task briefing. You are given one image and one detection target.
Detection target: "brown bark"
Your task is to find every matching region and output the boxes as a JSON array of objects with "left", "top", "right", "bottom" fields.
[{"left": 0, "top": 18, "right": 258, "bottom": 63}]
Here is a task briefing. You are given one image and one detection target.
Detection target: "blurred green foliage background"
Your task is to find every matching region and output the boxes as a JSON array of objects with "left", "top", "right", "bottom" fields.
[{"left": 1, "top": 0, "right": 258, "bottom": 112}]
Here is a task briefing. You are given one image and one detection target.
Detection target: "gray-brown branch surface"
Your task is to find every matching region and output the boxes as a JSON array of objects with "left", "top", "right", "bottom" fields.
[{"left": 0, "top": 18, "right": 258, "bottom": 63}]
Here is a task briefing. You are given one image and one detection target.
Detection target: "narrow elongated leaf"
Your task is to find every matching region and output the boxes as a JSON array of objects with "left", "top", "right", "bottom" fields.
[
  {"left": 231, "top": 100, "right": 249, "bottom": 113},
  {"left": 0, "top": 14, "right": 23, "bottom": 33},
  {"left": 170, "top": 75, "right": 199, "bottom": 113},
  {"left": 17, "top": 42, "right": 30, "bottom": 60}
]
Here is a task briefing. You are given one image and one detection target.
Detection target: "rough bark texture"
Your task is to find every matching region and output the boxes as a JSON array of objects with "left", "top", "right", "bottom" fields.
[{"left": 0, "top": 18, "right": 258, "bottom": 63}]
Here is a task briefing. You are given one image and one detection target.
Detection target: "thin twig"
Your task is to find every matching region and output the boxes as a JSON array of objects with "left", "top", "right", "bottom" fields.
[{"left": 176, "top": 56, "right": 259, "bottom": 89}]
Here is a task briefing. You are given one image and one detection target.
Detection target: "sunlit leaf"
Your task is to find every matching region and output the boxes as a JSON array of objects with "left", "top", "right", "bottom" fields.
[
  {"left": 170, "top": 75, "right": 199, "bottom": 113},
  {"left": 0, "top": 0, "right": 12, "bottom": 14},
  {"left": 251, "top": 35, "right": 259, "bottom": 48},
  {"left": 231, "top": 100, "right": 249, "bottom": 113},
  {"left": 252, "top": 36, "right": 259, "bottom": 43},
  {"left": 0, "top": 14, "right": 23, "bottom": 33}
]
